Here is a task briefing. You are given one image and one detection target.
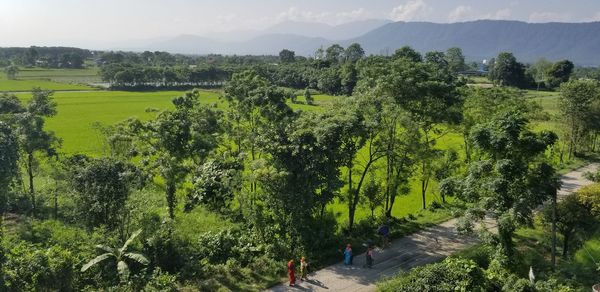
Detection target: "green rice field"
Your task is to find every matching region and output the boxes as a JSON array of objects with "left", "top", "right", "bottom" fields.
[{"left": 1, "top": 67, "right": 98, "bottom": 92}]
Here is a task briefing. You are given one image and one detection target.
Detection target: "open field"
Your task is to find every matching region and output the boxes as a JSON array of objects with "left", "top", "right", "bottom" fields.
[
  {"left": 17, "top": 67, "right": 102, "bottom": 83},
  {"left": 0, "top": 67, "right": 99, "bottom": 92},
  {"left": 1, "top": 77, "right": 96, "bottom": 92}
]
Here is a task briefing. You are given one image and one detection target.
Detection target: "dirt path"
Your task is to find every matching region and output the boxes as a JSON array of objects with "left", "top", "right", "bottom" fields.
[{"left": 267, "top": 163, "right": 599, "bottom": 292}]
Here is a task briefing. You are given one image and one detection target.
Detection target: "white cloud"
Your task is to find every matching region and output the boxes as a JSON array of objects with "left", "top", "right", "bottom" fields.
[
  {"left": 335, "top": 8, "right": 370, "bottom": 24},
  {"left": 589, "top": 11, "right": 600, "bottom": 21},
  {"left": 448, "top": 6, "right": 511, "bottom": 22},
  {"left": 529, "top": 11, "right": 568, "bottom": 22},
  {"left": 448, "top": 5, "right": 473, "bottom": 22},
  {"left": 479, "top": 8, "right": 512, "bottom": 20},
  {"left": 390, "top": 0, "right": 430, "bottom": 22},
  {"left": 274, "top": 7, "right": 370, "bottom": 25},
  {"left": 276, "top": 7, "right": 328, "bottom": 23},
  {"left": 493, "top": 9, "right": 512, "bottom": 20}
]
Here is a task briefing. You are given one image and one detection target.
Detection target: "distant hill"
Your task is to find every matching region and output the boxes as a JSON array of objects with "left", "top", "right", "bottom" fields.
[
  {"left": 263, "top": 19, "right": 392, "bottom": 40},
  {"left": 347, "top": 20, "right": 600, "bottom": 66},
  {"left": 140, "top": 20, "right": 600, "bottom": 65}
]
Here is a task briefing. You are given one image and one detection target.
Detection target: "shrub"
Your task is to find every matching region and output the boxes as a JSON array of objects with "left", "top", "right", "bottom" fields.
[
  {"left": 577, "top": 183, "right": 600, "bottom": 215},
  {"left": 142, "top": 268, "right": 178, "bottom": 292},
  {"left": 377, "top": 258, "right": 486, "bottom": 292},
  {"left": 1, "top": 240, "right": 77, "bottom": 291}
]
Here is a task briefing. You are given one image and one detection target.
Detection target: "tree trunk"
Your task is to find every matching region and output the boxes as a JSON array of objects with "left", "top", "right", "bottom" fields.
[
  {"left": 568, "top": 120, "right": 575, "bottom": 160},
  {"left": 421, "top": 129, "right": 431, "bottom": 210},
  {"left": 54, "top": 190, "right": 58, "bottom": 219},
  {"left": 166, "top": 181, "right": 176, "bottom": 220},
  {"left": 498, "top": 223, "right": 514, "bottom": 259},
  {"left": 463, "top": 133, "right": 471, "bottom": 163},
  {"left": 551, "top": 190, "right": 557, "bottom": 268},
  {"left": 385, "top": 154, "right": 391, "bottom": 213},
  {"left": 347, "top": 163, "right": 354, "bottom": 230},
  {"left": 421, "top": 178, "right": 427, "bottom": 210},
  {"left": 348, "top": 204, "right": 356, "bottom": 232},
  {"left": 562, "top": 233, "right": 570, "bottom": 257},
  {"left": 27, "top": 152, "right": 35, "bottom": 215}
]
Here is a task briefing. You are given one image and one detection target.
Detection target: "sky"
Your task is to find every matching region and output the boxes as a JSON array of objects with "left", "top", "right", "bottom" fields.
[{"left": 1, "top": 0, "right": 600, "bottom": 47}]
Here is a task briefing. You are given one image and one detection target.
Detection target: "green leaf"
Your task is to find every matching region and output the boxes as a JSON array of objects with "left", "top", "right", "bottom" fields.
[
  {"left": 120, "top": 229, "right": 142, "bottom": 253},
  {"left": 117, "top": 260, "right": 130, "bottom": 281},
  {"left": 81, "top": 253, "right": 113, "bottom": 272},
  {"left": 96, "top": 244, "right": 115, "bottom": 254},
  {"left": 124, "top": 252, "right": 150, "bottom": 265}
]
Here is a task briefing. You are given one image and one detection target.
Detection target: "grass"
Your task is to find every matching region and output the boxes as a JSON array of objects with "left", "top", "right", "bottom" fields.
[
  {"left": 1, "top": 77, "right": 95, "bottom": 92},
  {"left": 17, "top": 67, "right": 102, "bottom": 84},
  {"left": 467, "top": 76, "right": 492, "bottom": 84},
  {"left": 0, "top": 67, "right": 100, "bottom": 92},
  {"left": 16, "top": 90, "right": 223, "bottom": 155}
]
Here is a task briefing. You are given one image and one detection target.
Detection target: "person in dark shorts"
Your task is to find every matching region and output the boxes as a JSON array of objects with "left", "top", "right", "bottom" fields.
[{"left": 377, "top": 224, "right": 390, "bottom": 248}]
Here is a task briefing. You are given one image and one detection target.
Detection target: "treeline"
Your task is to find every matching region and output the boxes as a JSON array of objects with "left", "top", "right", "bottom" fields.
[
  {"left": 489, "top": 53, "right": 576, "bottom": 89},
  {"left": 0, "top": 46, "right": 91, "bottom": 68},
  {"left": 98, "top": 43, "right": 470, "bottom": 94},
  {"left": 99, "top": 64, "right": 231, "bottom": 89}
]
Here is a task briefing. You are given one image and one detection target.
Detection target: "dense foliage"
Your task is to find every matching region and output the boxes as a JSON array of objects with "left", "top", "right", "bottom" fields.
[{"left": 0, "top": 43, "right": 598, "bottom": 291}]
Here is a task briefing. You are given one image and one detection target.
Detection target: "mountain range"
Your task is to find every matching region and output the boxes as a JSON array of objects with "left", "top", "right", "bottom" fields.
[{"left": 127, "top": 20, "right": 600, "bottom": 66}]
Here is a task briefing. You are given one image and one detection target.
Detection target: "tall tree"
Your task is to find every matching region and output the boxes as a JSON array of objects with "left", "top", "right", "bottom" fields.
[
  {"left": 461, "top": 87, "right": 540, "bottom": 162},
  {"left": 0, "top": 122, "right": 19, "bottom": 214},
  {"left": 527, "top": 58, "right": 553, "bottom": 90},
  {"left": 254, "top": 102, "right": 345, "bottom": 251},
  {"left": 374, "top": 57, "right": 463, "bottom": 209},
  {"left": 340, "top": 62, "right": 358, "bottom": 95},
  {"left": 446, "top": 112, "right": 559, "bottom": 258},
  {"left": 224, "top": 71, "right": 293, "bottom": 207},
  {"left": 335, "top": 95, "right": 387, "bottom": 230},
  {"left": 16, "top": 88, "right": 61, "bottom": 215},
  {"left": 489, "top": 52, "right": 528, "bottom": 88},
  {"left": 279, "top": 49, "right": 296, "bottom": 63},
  {"left": 445, "top": 47, "right": 466, "bottom": 73},
  {"left": 325, "top": 44, "right": 345, "bottom": 64},
  {"left": 121, "top": 91, "right": 221, "bottom": 219},
  {"left": 392, "top": 46, "right": 422, "bottom": 62},
  {"left": 344, "top": 43, "right": 365, "bottom": 63},
  {"left": 543, "top": 194, "right": 594, "bottom": 257},
  {"left": 559, "top": 79, "right": 600, "bottom": 159},
  {"left": 547, "top": 60, "right": 574, "bottom": 89}
]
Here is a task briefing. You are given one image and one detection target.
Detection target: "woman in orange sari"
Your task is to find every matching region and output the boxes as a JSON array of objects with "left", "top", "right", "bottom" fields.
[{"left": 287, "top": 259, "right": 296, "bottom": 286}]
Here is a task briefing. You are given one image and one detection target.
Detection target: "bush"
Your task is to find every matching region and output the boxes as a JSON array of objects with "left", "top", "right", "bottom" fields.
[
  {"left": 377, "top": 258, "right": 486, "bottom": 292},
  {"left": 577, "top": 183, "right": 600, "bottom": 215},
  {"left": 1, "top": 240, "right": 78, "bottom": 291},
  {"left": 142, "top": 268, "right": 178, "bottom": 292}
]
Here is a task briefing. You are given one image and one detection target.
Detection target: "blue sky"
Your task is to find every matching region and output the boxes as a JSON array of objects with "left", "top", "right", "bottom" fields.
[{"left": 1, "top": 0, "right": 600, "bottom": 46}]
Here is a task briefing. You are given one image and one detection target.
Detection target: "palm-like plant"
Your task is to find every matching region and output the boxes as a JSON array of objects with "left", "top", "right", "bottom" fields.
[{"left": 81, "top": 229, "right": 149, "bottom": 282}]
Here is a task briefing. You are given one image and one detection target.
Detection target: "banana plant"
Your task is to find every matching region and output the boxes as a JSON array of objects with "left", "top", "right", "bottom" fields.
[{"left": 81, "top": 229, "right": 149, "bottom": 282}]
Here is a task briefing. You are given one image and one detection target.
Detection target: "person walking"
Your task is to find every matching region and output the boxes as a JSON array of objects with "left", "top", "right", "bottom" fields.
[
  {"left": 344, "top": 243, "right": 353, "bottom": 265},
  {"left": 287, "top": 259, "right": 296, "bottom": 286},
  {"left": 365, "top": 246, "right": 374, "bottom": 269},
  {"left": 300, "top": 257, "right": 309, "bottom": 281},
  {"left": 378, "top": 224, "right": 390, "bottom": 248}
]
